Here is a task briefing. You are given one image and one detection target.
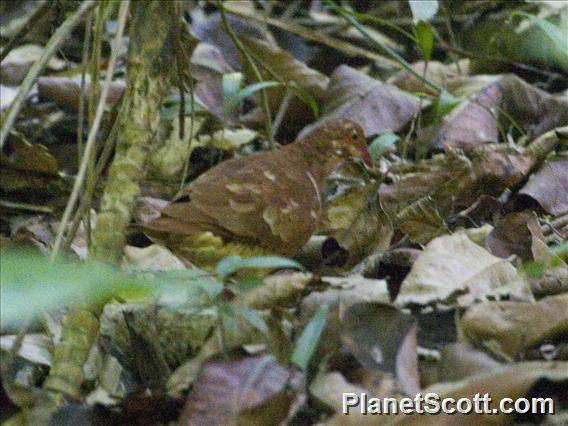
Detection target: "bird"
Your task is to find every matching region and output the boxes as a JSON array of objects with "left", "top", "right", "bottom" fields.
[{"left": 143, "top": 119, "right": 371, "bottom": 268}]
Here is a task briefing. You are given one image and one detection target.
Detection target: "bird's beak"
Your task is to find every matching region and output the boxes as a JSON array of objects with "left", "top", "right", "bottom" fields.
[
  {"left": 360, "top": 147, "right": 373, "bottom": 168},
  {"left": 348, "top": 144, "right": 373, "bottom": 168}
]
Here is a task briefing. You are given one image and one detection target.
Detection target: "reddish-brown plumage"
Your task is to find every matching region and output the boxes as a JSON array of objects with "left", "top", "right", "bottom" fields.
[{"left": 144, "top": 119, "right": 370, "bottom": 256}]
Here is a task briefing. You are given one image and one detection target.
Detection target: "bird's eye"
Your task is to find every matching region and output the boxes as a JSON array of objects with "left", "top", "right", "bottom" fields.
[{"left": 351, "top": 129, "right": 358, "bottom": 140}]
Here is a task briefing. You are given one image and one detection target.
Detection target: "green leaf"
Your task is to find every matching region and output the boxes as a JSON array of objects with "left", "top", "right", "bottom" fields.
[
  {"left": 154, "top": 269, "right": 224, "bottom": 300},
  {"left": 223, "top": 72, "right": 245, "bottom": 116},
  {"left": 369, "top": 132, "right": 399, "bottom": 161},
  {"left": 219, "top": 302, "right": 238, "bottom": 336},
  {"left": 431, "top": 89, "right": 461, "bottom": 123},
  {"left": 412, "top": 20, "right": 434, "bottom": 62},
  {"left": 161, "top": 94, "right": 207, "bottom": 120},
  {"left": 215, "top": 255, "right": 303, "bottom": 279},
  {"left": 513, "top": 12, "right": 568, "bottom": 72},
  {"left": 237, "top": 81, "right": 282, "bottom": 103},
  {"left": 237, "top": 306, "right": 269, "bottom": 336},
  {"left": 291, "top": 304, "right": 329, "bottom": 370},
  {"left": 0, "top": 250, "right": 215, "bottom": 328},
  {"left": 235, "top": 276, "right": 265, "bottom": 292},
  {"left": 408, "top": 0, "right": 439, "bottom": 22},
  {"left": 225, "top": 79, "right": 282, "bottom": 116}
]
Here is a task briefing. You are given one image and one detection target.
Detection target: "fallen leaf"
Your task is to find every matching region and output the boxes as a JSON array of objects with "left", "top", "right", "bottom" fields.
[
  {"left": 460, "top": 293, "right": 568, "bottom": 358},
  {"left": 191, "top": 11, "right": 263, "bottom": 70},
  {"left": 341, "top": 303, "right": 420, "bottom": 396},
  {"left": 190, "top": 42, "right": 236, "bottom": 120},
  {"left": 320, "top": 163, "right": 393, "bottom": 265},
  {"left": 486, "top": 211, "right": 546, "bottom": 260},
  {"left": 404, "top": 361, "right": 567, "bottom": 425},
  {"left": 0, "top": 44, "right": 66, "bottom": 85},
  {"left": 421, "top": 343, "right": 502, "bottom": 387},
  {"left": 389, "top": 59, "right": 470, "bottom": 94},
  {"left": 432, "top": 75, "right": 502, "bottom": 150},
  {"left": 179, "top": 353, "right": 293, "bottom": 425},
  {"left": 300, "top": 65, "right": 420, "bottom": 138},
  {"left": 38, "top": 75, "right": 125, "bottom": 113},
  {"left": 432, "top": 74, "right": 568, "bottom": 151},
  {"left": 395, "top": 232, "right": 534, "bottom": 307},
  {"left": 518, "top": 159, "right": 568, "bottom": 216}
]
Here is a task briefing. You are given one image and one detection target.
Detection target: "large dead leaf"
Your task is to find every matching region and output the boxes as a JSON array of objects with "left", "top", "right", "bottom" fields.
[
  {"left": 421, "top": 343, "right": 502, "bottom": 388},
  {"left": 300, "top": 276, "right": 390, "bottom": 359},
  {"left": 485, "top": 211, "right": 546, "bottom": 260},
  {"left": 460, "top": 293, "right": 568, "bottom": 359},
  {"left": 300, "top": 65, "right": 420, "bottom": 138},
  {"left": 379, "top": 150, "right": 473, "bottom": 219},
  {"left": 389, "top": 59, "right": 470, "bottom": 95},
  {"left": 431, "top": 74, "right": 568, "bottom": 150},
  {"left": 38, "top": 75, "right": 125, "bottom": 113},
  {"left": 401, "top": 361, "right": 567, "bottom": 425},
  {"left": 518, "top": 159, "right": 568, "bottom": 216},
  {"left": 380, "top": 135, "right": 559, "bottom": 244},
  {"left": 190, "top": 42, "right": 236, "bottom": 120},
  {"left": 395, "top": 232, "right": 534, "bottom": 307},
  {"left": 319, "top": 163, "right": 393, "bottom": 265},
  {"left": 431, "top": 75, "right": 502, "bottom": 150},
  {"left": 191, "top": 10, "right": 263, "bottom": 70},
  {"left": 341, "top": 303, "right": 419, "bottom": 396},
  {"left": 179, "top": 353, "right": 294, "bottom": 426},
  {"left": 395, "top": 195, "right": 449, "bottom": 244},
  {"left": 0, "top": 44, "right": 66, "bottom": 86}
]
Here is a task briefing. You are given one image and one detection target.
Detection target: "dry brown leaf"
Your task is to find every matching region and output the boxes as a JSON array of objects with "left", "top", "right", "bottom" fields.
[
  {"left": 485, "top": 211, "right": 546, "bottom": 260},
  {"left": 341, "top": 303, "right": 420, "bottom": 396},
  {"left": 519, "top": 159, "right": 568, "bottom": 216},
  {"left": 432, "top": 74, "right": 568, "bottom": 151},
  {"left": 395, "top": 232, "right": 534, "bottom": 308},
  {"left": 401, "top": 361, "right": 567, "bottom": 425},
  {"left": 38, "top": 75, "right": 125, "bottom": 113},
  {"left": 300, "top": 65, "right": 420, "bottom": 139},
  {"left": 389, "top": 59, "right": 470, "bottom": 94},
  {"left": 320, "top": 163, "right": 393, "bottom": 265},
  {"left": 179, "top": 353, "right": 294, "bottom": 425},
  {"left": 460, "top": 293, "right": 568, "bottom": 358}
]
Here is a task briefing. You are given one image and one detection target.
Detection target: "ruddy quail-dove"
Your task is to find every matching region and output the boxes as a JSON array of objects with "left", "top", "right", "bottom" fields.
[{"left": 143, "top": 119, "right": 371, "bottom": 266}]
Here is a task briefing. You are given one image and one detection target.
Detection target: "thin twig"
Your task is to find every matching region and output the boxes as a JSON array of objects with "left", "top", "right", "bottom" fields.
[
  {"left": 62, "top": 101, "right": 125, "bottom": 253},
  {"left": 0, "top": 0, "right": 97, "bottom": 150},
  {"left": 218, "top": 1, "right": 274, "bottom": 147},
  {"left": 77, "top": 12, "right": 93, "bottom": 166},
  {"left": 0, "top": 200, "right": 53, "bottom": 214},
  {"left": 85, "top": 4, "right": 105, "bottom": 244},
  {"left": 50, "top": 0, "right": 130, "bottom": 263},
  {"left": 271, "top": 86, "right": 293, "bottom": 139},
  {"left": 180, "top": 78, "right": 196, "bottom": 191}
]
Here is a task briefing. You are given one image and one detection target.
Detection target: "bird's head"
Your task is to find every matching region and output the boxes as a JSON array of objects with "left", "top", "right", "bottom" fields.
[{"left": 298, "top": 119, "right": 372, "bottom": 169}]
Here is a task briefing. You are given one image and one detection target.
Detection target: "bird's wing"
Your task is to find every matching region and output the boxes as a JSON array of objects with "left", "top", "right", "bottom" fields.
[{"left": 160, "top": 148, "right": 321, "bottom": 254}]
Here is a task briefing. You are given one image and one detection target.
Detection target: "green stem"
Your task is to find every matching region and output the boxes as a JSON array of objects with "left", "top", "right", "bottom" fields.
[
  {"left": 217, "top": 0, "right": 274, "bottom": 147},
  {"left": 328, "top": 0, "right": 442, "bottom": 94}
]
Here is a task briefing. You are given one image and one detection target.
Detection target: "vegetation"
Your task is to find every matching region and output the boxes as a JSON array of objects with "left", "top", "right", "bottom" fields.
[{"left": 1, "top": 0, "right": 567, "bottom": 424}]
